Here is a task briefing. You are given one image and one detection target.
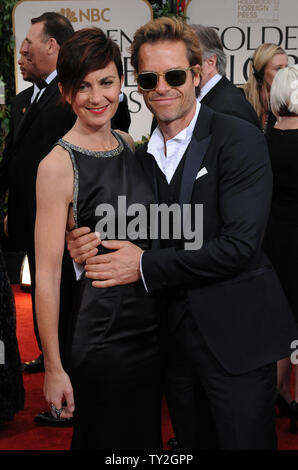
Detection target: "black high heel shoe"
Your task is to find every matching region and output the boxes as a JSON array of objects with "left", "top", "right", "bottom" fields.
[
  {"left": 276, "top": 394, "right": 291, "bottom": 417},
  {"left": 289, "top": 401, "right": 298, "bottom": 434}
]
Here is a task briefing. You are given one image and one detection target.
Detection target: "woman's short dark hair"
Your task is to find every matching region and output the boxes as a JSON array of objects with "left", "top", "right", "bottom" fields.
[{"left": 57, "top": 27, "right": 123, "bottom": 103}]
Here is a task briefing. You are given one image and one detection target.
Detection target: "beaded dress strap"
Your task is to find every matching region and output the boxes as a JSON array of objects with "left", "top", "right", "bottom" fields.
[
  {"left": 57, "top": 130, "right": 124, "bottom": 158},
  {"left": 55, "top": 139, "right": 79, "bottom": 228}
]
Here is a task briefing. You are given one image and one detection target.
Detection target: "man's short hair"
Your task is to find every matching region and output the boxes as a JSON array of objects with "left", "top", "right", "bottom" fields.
[
  {"left": 190, "top": 24, "right": 227, "bottom": 76},
  {"left": 31, "top": 12, "right": 74, "bottom": 46},
  {"left": 130, "top": 17, "right": 202, "bottom": 74}
]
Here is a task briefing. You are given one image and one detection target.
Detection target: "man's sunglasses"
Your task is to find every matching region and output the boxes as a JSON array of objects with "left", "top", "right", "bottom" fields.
[{"left": 136, "top": 67, "right": 194, "bottom": 91}]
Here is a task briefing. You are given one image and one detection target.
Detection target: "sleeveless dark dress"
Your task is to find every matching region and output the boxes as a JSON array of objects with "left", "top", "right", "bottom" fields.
[
  {"left": 57, "top": 132, "right": 163, "bottom": 450},
  {"left": 264, "top": 127, "right": 298, "bottom": 323}
]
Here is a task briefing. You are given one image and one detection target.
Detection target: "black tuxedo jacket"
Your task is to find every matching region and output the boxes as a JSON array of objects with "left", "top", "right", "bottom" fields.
[
  {"left": 137, "top": 104, "right": 297, "bottom": 375},
  {"left": 201, "top": 76, "right": 261, "bottom": 129},
  {"left": 0, "top": 88, "right": 29, "bottom": 197},
  {"left": 0, "top": 77, "right": 76, "bottom": 252}
]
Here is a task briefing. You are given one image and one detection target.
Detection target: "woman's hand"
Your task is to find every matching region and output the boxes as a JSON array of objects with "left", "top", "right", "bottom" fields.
[{"left": 43, "top": 369, "right": 75, "bottom": 419}]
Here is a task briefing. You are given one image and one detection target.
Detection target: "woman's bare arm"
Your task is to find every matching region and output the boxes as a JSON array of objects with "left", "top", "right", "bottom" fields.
[{"left": 35, "top": 145, "right": 74, "bottom": 417}]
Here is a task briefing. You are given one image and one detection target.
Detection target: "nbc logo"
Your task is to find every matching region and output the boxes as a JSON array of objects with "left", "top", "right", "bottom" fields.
[
  {"left": 57, "top": 8, "right": 78, "bottom": 22},
  {"left": 57, "top": 7, "right": 111, "bottom": 23}
]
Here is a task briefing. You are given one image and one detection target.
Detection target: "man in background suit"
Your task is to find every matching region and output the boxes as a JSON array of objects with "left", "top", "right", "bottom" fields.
[
  {"left": 0, "top": 41, "right": 39, "bottom": 198},
  {"left": 192, "top": 24, "right": 261, "bottom": 128},
  {"left": 66, "top": 18, "right": 297, "bottom": 449},
  {"left": 0, "top": 12, "right": 76, "bottom": 426}
]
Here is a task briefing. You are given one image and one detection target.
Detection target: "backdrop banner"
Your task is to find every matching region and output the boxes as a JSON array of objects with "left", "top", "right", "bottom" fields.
[
  {"left": 12, "top": 0, "right": 153, "bottom": 141},
  {"left": 186, "top": 0, "right": 298, "bottom": 84}
]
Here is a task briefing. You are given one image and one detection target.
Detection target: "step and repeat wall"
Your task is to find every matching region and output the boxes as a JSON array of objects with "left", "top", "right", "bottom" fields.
[
  {"left": 186, "top": 0, "right": 298, "bottom": 85},
  {"left": 12, "top": 0, "right": 153, "bottom": 141},
  {"left": 13, "top": 0, "right": 298, "bottom": 139}
]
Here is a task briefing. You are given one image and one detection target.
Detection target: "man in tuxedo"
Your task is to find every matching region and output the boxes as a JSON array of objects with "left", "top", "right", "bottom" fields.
[
  {"left": 1, "top": 45, "right": 36, "bottom": 227},
  {"left": 66, "top": 18, "right": 297, "bottom": 449},
  {"left": 166, "top": 24, "right": 263, "bottom": 449},
  {"left": 0, "top": 12, "right": 76, "bottom": 425},
  {"left": 0, "top": 41, "right": 39, "bottom": 200}
]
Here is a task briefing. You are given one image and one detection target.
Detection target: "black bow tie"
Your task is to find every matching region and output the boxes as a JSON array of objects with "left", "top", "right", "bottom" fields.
[{"left": 36, "top": 80, "right": 48, "bottom": 90}]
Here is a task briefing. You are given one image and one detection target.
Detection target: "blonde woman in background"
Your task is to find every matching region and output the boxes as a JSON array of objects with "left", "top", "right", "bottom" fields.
[
  {"left": 242, "top": 43, "right": 288, "bottom": 134},
  {"left": 263, "top": 65, "right": 298, "bottom": 433}
]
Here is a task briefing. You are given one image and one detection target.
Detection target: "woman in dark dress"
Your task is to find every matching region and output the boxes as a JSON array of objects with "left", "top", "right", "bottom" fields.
[
  {"left": 264, "top": 64, "right": 298, "bottom": 433},
  {"left": 34, "top": 28, "right": 163, "bottom": 449},
  {"left": 0, "top": 242, "right": 24, "bottom": 425}
]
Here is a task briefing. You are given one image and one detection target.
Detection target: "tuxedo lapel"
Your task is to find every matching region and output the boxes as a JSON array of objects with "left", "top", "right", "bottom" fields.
[
  {"left": 13, "top": 101, "right": 38, "bottom": 145},
  {"left": 136, "top": 144, "right": 160, "bottom": 248},
  {"left": 137, "top": 144, "right": 158, "bottom": 202},
  {"left": 16, "top": 88, "right": 33, "bottom": 122},
  {"left": 12, "top": 87, "right": 33, "bottom": 144},
  {"left": 179, "top": 104, "right": 213, "bottom": 206},
  {"left": 13, "top": 78, "right": 59, "bottom": 146},
  {"left": 36, "top": 76, "right": 59, "bottom": 109}
]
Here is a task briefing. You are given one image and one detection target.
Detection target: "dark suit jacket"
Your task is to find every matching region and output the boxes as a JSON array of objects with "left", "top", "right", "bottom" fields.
[
  {"left": 0, "top": 88, "right": 30, "bottom": 197},
  {"left": 0, "top": 77, "right": 76, "bottom": 252},
  {"left": 200, "top": 76, "right": 261, "bottom": 129},
  {"left": 137, "top": 104, "right": 297, "bottom": 375}
]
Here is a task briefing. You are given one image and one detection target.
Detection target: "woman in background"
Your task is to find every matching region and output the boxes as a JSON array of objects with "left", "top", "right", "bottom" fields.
[
  {"left": 264, "top": 65, "right": 298, "bottom": 433},
  {"left": 34, "top": 28, "right": 163, "bottom": 450},
  {"left": 0, "top": 241, "right": 24, "bottom": 426},
  {"left": 242, "top": 43, "right": 288, "bottom": 134}
]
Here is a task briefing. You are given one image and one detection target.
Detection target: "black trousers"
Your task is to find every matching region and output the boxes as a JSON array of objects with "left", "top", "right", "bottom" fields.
[{"left": 165, "top": 313, "right": 277, "bottom": 450}]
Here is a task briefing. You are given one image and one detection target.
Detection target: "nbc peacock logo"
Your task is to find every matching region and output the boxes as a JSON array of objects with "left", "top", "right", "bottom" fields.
[
  {"left": 57, "top": 8, "right": 78, "bottom": 22},
  {"left": 57, "top": 7, "right": 111, "bottom": 22}
]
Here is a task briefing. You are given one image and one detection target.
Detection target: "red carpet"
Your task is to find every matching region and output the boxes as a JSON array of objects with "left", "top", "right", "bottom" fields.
[
  {"left": 0, "top": 285, "right": 173, "bottom": 450},
  {"left": 0, "top": 285, "right": 297, "bottom": 450}
]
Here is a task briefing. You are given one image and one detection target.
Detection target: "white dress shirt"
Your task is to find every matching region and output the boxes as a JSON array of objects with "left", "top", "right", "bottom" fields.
[
  {"left": 197, "top": 73, "right": 222, "bottom": 102},
  {"left": 30, "top": 70, "right": 57, "bottom": 103},
  {"left": 147, "top": 101, "right": 200, "bottom": 183},
  {"left": 140, "top": 101, "right": 201, "bottom": 290}
]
